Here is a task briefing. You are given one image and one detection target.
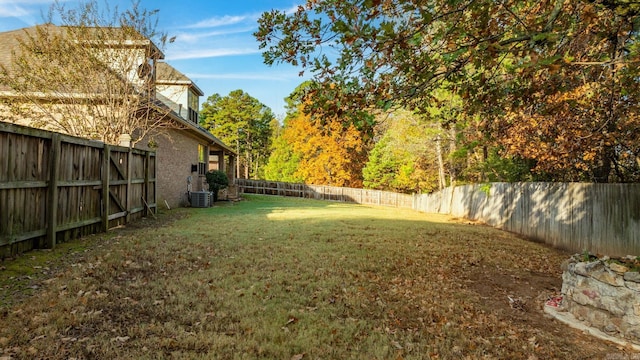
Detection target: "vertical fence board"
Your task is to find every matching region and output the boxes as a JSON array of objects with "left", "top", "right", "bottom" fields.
[{"left": 45, "top": 134, "right": 61, "bottom": 249}]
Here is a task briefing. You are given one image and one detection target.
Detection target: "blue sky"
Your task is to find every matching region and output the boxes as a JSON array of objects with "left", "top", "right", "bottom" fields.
[{"left": 0, "top": 0, "right": 309, "bottom": 118}]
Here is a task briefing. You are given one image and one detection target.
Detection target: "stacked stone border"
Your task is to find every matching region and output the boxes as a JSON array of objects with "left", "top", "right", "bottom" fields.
[{"left": 545, "top": 254, "right": 640, "bottom": 351}]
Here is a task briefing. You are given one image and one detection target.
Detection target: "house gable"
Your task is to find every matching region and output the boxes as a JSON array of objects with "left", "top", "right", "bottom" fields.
[{"left": 155, "top": 62, "right": 203, "bottom": 124}]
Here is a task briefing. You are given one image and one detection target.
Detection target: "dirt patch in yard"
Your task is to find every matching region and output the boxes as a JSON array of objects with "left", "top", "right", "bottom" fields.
[{"left": 465, "top": 261, "right": 617, "bottom": 356}]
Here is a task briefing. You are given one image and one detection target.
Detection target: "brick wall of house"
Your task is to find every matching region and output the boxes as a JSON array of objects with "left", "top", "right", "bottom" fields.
[{"left": 143, "top": 129, "right": 208, "bottom": 209}]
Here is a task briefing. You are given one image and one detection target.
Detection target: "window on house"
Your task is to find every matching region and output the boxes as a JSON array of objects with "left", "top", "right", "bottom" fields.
[
  {"left": 198, "top": 144, "right": 206, "bottom": 175},
  {"left": 189, "top": 108, "right": 198, "bottom": 123},
  {"left": 188, "top": 90, "right": 199, "bottom": 123}
]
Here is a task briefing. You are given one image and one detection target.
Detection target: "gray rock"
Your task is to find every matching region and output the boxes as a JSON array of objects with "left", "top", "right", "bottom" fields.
[
  {"left": 591, "top": 267, "right": 625, "bottom": 287},
  {"left": 625, "top": 281, "right": 640, "bottom": 292},
  {"left": 624, "top": 313, "right": 640, "bottom": 325},
  {"left": 604, "top": 324, "right": 620, "bottom": 334},
  {"left": 600, "top": 296, "right": 627, "bottom": 317},
  {"left": 574, "top": 261, "right": 604, "bottom": 277},
  {"left": 624, "top": 271, "right": 640, "bottom": 283},
  {"left": 626, "top": 328, "right": 640, "bottom": 342},
  {"left": 562, "top": 256, "right": 640, "bottom": 346},
  {"left": 609, "top": 262, "right": 629, "bottom": 273}
]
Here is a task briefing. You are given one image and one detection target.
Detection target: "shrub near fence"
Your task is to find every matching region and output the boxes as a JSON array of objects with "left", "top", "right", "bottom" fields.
[
  {"left": 0, "top": 122, "right": 156, "bottom": 258},
  {"left": 236, "top": 179, "right": 640, "bottom": 257}
]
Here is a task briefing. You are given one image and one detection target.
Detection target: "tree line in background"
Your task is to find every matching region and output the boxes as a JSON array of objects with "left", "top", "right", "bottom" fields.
[
  {"left": 200, "top": 90, "right": 275, "bottom": 179},
  {"left": 204, "top": 81, "right": 533, "bottom": 194},
  {"left": 202, "top": 0, "right": 640, "bottom": 192}
]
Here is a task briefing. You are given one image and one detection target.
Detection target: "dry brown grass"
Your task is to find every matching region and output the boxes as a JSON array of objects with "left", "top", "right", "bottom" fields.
[{"left": 0, "top": 195, "right": 631, "bottom": 359}]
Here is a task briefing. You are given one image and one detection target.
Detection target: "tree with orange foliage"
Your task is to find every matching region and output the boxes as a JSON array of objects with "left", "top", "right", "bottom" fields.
[{"left": 280, "top": 106, "right": 368, "bottom": 187}]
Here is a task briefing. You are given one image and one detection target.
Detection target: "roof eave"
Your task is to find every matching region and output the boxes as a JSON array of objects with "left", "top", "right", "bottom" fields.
[{"left": 163, "top": 109, "right": 236, "bottom": 155}]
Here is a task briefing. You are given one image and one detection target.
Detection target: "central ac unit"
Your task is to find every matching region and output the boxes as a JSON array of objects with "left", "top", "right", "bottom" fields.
[{"left": 191, "top": 191, "right": 211, "bottom": 208}]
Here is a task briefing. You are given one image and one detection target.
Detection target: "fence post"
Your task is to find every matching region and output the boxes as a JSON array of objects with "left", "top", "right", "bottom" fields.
[
  {"left": 125, "top": 147, "right": 132, "bottom": 223},
  {"left": 45, "top": 134, "right": 61, "bottom": 249},
  {"left": 144, "top": 151, "right": 151, "bottom": 217},
  {"left": 102, "top": 144, "right": 111, "bottom": 231}
]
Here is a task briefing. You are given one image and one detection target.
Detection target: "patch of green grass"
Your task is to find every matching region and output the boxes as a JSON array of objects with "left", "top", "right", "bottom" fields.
[
  {"left": 0, "top": 195, "right": 619, "bottom": 359},
  {"left": 0, "top": 235, "right": 100, "bottom": 307}
]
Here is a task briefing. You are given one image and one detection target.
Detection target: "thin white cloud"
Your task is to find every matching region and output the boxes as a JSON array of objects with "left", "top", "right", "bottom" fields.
[
  {"left": 172, "top": 27, "right": 254, "bottom": 44},
  {"left": 284, "top": 4, "right": 301, "bottom": 15},
  {"left": 181, "top": 2, "right": 303, "bottom": 30},
  {"left": 0, "top": 0, "right": 61, "bottom": 17},
  {"left": 0, "top": 3, "right": 31, "bottom": 18},
  {"left": 187, "top": 15, "right": 250, "bottom": 29},
  {"left": 166, "top": 47, "right": 261, "bottom": 61},
  {"left": 0, "top": 0, "right": 55, "bottom": 3}
]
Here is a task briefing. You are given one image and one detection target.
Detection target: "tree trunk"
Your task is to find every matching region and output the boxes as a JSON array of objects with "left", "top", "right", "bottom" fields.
[
  {"left": 448, "top": 126, "right": 456, "bottom": 186},
  {"left": 436, "top": 135, "right": 446, "bottom": 191},
  {"left": 592, "top": 145, "right": 614, "bottom": 183}
]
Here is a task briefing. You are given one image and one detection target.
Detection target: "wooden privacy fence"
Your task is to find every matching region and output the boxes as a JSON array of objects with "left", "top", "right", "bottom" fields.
[
  {"left": 0, "top": 122, "right": 156, "bottom": 258},
  {"left": 414, "top": 182, "right": 640, "bottom": 257},
  {"left": 235, "top": 179, "right": 413, "bottom": 208},
  {"left": 236, "top": 179, "right": 640, "bottom": 256}
]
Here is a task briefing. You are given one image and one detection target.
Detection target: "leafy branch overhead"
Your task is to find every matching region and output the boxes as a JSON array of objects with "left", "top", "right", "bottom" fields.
[
  {"left": 256, "top": 0, "right": 640, "bottom": 182},
  {"left": 256, "top": 0, "right": 639, "bottom": 108}
]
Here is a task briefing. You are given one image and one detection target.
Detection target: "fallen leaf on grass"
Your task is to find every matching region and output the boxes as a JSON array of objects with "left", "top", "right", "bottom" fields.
[
  {"left": 111, "top": 336, "right": 130, "bottom": 343},
  {"left": 29, "top": 335, "right": 46, "bottom": 342},
  {"left": 0, "top": 337, "right": 10, "bottom": 346},
  {"left": 291, "top": 354, "right": 305, "bottom": 360}
]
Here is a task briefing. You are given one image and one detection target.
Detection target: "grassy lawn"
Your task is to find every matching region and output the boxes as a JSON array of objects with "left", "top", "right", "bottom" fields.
[{"left": 0, "top": 195, "right": 624, "bottom": 359}]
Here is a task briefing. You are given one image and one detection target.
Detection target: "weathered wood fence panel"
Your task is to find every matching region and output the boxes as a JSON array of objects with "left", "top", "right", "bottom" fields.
[
  {"left": 236, "top": 179, "right": 414, "bottom": 208},
  {"left": 0, "top": 122, "right": 156, "bottom": 258},
  {"left": 413, "top": 182, "right": 640, "bottom": 257},
  {"left": 236, "top": 179, "right": 639, "bottom": 256}
]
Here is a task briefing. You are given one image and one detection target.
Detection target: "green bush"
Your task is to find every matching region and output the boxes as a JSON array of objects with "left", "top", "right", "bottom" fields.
[{"left": 205, "top": 170, "right": 229, "bottom": 202}]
